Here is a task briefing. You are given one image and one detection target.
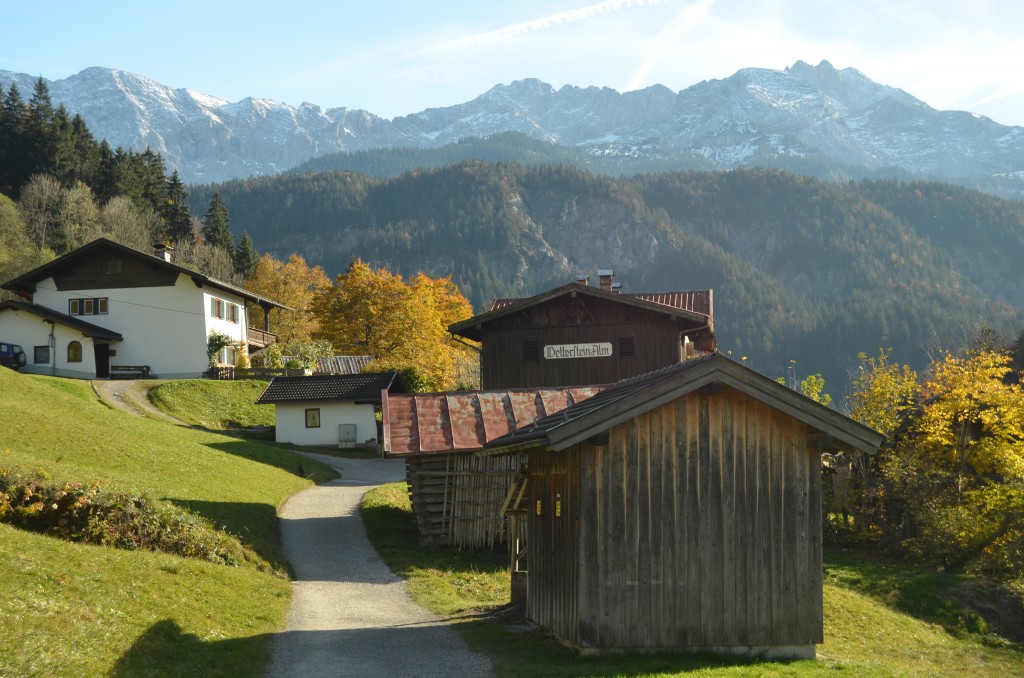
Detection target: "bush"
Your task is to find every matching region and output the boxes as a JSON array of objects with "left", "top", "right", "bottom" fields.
[{"left": 0, "top": 468, "right": 260, "bottom": 568}]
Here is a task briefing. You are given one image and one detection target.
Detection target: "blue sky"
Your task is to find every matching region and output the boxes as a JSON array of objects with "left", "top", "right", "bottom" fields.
[{"left": 4, "top": 0, "right": 1023, "bottom": 125}]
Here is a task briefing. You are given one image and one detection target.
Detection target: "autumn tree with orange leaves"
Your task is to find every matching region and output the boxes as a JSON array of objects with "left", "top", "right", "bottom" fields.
[
  {"left": 311, "top": 260, "right": 476, "bottom": 391},
  {"left": 244, "top": 253, "right": 332, "bottom": 346}
]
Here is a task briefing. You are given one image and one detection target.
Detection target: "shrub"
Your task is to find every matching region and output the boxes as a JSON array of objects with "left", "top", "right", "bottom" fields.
[{"left": 0, "top": 468, "right": 261, "bottom": 569}]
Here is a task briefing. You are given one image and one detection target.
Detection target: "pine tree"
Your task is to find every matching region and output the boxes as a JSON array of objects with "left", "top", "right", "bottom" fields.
[
  {"left": 233, "top": 230, "right": 259, "bottom": 278},
  {"left": 163, "top": 170, "right": 193, "bottom": 243},
  {"left": 25, "top": 77, "right": 56, "bottom": 179},
  {"left": 202, "top": 192, "right": 233, "bottom": 251},
  {"left": 0, "top": 83, "right": 27, "bottom": 195}
]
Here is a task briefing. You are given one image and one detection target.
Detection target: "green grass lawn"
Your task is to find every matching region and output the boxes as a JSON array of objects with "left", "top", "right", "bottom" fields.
[
  {"left": 148, "top": 379, "right": 274, "bottom": 429},
  {"left": 0, "top": 368, "right": 337, "bottom": 676},
  {"left": 361, "top": 482, "right": 1024, "bottom": 678}
]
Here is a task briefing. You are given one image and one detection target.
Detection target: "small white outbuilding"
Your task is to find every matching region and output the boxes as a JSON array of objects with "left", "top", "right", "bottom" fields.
[{"left": 257, "top": 372, "right": 405, "bottom": 448}]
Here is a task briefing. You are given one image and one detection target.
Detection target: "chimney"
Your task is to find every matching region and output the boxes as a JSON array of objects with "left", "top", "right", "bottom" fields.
[
  {"left": 575, "top": 274, "right": 591, "bottom": 286},
  {"left": 611, "top": 282, "right": 622, "bottom": 294},
  {"left": 154, "top": 243, "right": 173, "bottom": 262},
  {"left": 597, "top": 269, "right": 614, "bottom": 292}
]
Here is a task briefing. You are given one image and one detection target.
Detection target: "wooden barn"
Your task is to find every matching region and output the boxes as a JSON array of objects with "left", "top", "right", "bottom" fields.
[
  {"left": 482, "top": 353, "right": 883, "bottom": 658},
  {"left": 448, "top": 271, "right": 715, "bottom": 389},
  {"left": 381, "top": 385, "right": 606, "bottom": 548}
]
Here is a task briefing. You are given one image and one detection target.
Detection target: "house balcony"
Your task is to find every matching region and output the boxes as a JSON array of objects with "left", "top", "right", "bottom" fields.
[{"left": 247, "top": 326, "right": 277, "bottom": 349}]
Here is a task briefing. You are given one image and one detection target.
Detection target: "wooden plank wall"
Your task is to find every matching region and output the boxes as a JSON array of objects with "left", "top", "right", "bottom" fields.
[
  {"left": 527, "top": 448, "right": 582, "bottom": 644},
  {"left": 405, "top": 452, "right": 526, "bottom": 549},
  {"left": 527, "top": 386, "right": 823, "bottom": 651}
]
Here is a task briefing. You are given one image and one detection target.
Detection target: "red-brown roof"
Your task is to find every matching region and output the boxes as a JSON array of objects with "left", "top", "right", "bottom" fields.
[
  {"left": 489, "top": 290, "right": 711, "bottom": 316},
  {"left": 382, "top": 385, "right": 608, "bottom": 457}
]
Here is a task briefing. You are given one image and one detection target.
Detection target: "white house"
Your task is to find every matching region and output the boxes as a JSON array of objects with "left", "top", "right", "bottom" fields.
[
  {"left": 0, "top": 238, "right": 286, "bottom": 379},
  {"left": 256, "top": 372, "right": 406, "bottom": 448}
]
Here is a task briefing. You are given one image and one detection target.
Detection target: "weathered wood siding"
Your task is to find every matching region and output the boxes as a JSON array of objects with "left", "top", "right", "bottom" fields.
[
  {"left": 480, "top": 295, "right": 703, "bottom": 389},
  {"left": 527, "top": 386, "right": 823, "bottom": 651},
  {"left": 405, "top": 452, "right": 526, "bottom": 548}
]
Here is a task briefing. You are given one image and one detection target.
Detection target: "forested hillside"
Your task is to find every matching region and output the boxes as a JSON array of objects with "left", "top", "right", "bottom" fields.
[{"left": 190, "top": 163, "right": 1024, "bottom": 385}]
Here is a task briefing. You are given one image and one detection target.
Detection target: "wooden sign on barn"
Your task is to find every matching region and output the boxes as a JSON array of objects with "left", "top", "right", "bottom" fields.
[{"left": 448, "top": 272, "right": 715, "bottom": 389}]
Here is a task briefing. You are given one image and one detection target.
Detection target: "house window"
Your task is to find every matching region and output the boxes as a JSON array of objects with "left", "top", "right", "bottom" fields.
[
  {"left": 34, "top": 346, "right": 50, "bottom": 364},
  {"left": 69, "top": 298, "right": 108, "bottom": 315},
  {"left": 211, "top": 298, "right": 224, "bottom": 319},
  {"left": 68, "top": 341, "right": 82, "bottom": 363},
  {"left": 305, "top": 408, "right": 321, "bottom": 428},
  {"left": 228, "top": 303, "right": 239, "bottom": 323},
  {"left": 218, "top": 345, "right": 238, "bottom": 366},
  {"left": 211, "top": 297, "right": 239, "bottom": 321},
  {"left": 523, "top": 340, "right": 539, "bottom": 361},
  {"left": 620, "top": 337, "right": 635, "bottom": 357}
]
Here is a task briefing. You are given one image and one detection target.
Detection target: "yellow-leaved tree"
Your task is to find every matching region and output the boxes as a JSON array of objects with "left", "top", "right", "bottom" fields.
[
  {"left": 245, "top": 253, "right": 332, "bottom": 346},
  {"left": 311, "top": 260, "right": 475, "bottom": 391},
  {"left": 884, "top": 348, "right": 1024, "bottom": 574}
]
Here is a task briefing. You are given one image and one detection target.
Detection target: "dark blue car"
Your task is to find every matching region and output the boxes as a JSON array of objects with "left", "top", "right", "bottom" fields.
[{"left": 0, "top": 342, "right": 27, "bottom": 370}]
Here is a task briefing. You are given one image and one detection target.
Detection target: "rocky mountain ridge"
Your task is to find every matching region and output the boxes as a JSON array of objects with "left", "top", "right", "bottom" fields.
[{"left": 2, "top": 61, "right": 1022, "bottom": 193}]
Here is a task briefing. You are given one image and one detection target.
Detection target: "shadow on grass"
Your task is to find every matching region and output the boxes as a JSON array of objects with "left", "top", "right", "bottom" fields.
[
  {"left": 202, "top": 440, "right": 338, "bottom": 484},
  {"left": 454, "top": 617, "right": 804, "bottom": 678},
  {"left": 114, "top": 617, "right": 498, "bottom": 677},
  {"left": 824, "top": 548, "right": 1024, "bottom": 645},
  {"left": 111, "top": 619, "right": 270, "bottom": 678},
  {"left": 167, "top": 498, "right": 286, "bottom": 572}
]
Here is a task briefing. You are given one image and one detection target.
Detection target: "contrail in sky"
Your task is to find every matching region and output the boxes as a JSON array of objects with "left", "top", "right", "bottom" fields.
[{"left": 420, "top": 0, "right": 668, "bottom": 55}]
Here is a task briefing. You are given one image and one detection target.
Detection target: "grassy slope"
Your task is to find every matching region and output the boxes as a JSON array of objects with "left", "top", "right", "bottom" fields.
[
  {"left": 148, "top": 379, "right": 274, "bottom": 429},
  {"left": 362, "top": 482, "right": 1024, "bottom": 678},
  {"left": 0, "top": 368, "right": 336, "bottom": 676}
]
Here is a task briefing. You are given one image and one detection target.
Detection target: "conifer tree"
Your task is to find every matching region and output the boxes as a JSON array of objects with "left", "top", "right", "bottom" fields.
[
  {"left": 0, "top": 84, "right": 27, "bottom": 195},
  {"left": 162, "top": 170, "right": 193, "bottom": 243},
  {"left": 233, "top": 230, "right": 259, "bottom": 278},
  {"left": 202, "top": 192, "right": 233, "bottom": 250}
]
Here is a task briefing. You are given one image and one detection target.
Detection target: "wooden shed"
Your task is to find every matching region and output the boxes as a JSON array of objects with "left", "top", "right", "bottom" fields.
[
  {"left": 483, "top": 353, "right": 883, "bottom": 658},
  {"left": 448, "top": 274, "right": 715, "bottom": 389},
  {"left": 381, "top": 385, "right": 607, "bottom": 548}
]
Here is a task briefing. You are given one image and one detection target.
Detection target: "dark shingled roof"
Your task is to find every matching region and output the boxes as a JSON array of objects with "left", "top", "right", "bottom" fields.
[
  {"left": 482, "top": 352, "right": 884, "bottom": 456},
  {"left": 256, "top": 372, "right": 405, "bottom": 405},
  {"left": 0, "top": 300, "right": 124, "bottom": 341}
]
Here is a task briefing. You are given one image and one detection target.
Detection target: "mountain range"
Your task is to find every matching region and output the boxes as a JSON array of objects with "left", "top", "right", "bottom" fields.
[
  {"left": 186, "top": 163, "right": 1024, "bottom": 388},
  {"left": 2, "top": 61, "right": 1023, "bottom": 197}
]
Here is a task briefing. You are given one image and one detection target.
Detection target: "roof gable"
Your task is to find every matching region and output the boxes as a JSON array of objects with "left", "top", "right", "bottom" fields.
[
  {"left": 2, "top": 238, "right": 287, "bottom": 309},
  {"left": 256, "top": 372, "right": 405, "bottom": 404},
  {"left": 485, "top": 353, "right": 884, "bottom": 455},
  {"left": 450, "top": 282, "right": 712, "bottom": 341}
]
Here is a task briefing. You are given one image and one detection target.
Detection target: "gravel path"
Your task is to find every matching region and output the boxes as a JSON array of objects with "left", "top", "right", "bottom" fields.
[{"left": 268, "top": 452, "right": 494, "bottom": 678}]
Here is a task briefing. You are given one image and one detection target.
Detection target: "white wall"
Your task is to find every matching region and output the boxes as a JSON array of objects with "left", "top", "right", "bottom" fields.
[
  {"left": 274, "top": 402, "right": 379, "bottom": 447},
  {"left": 0, "top": 308, "right": 100, "bottom": 379},
  {"left": 30, "top": 273, "right": 249, "bottom": 378}
]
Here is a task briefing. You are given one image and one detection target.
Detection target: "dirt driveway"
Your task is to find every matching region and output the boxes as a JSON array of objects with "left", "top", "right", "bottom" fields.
[{"left": 91, "top": 379, "right": 184, "bottom": 424}]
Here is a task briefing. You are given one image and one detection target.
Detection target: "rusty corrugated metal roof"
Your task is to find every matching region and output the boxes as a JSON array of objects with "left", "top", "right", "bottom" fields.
[
  {"left": 315, "top": 355, "right": 372, "bottom": 374},
  {"left": 382, "top": 385, "right": 608, "bottom": 457}
]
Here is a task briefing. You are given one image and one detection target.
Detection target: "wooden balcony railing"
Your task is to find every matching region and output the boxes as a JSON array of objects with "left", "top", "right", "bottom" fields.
[{"left": 246, "top": 327, "right": 277, "bottom": 348}]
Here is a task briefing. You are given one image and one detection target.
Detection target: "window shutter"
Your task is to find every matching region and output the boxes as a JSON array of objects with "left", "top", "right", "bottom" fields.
[
  {"left": 620, "top": 337, "right": 635, "bottom": 357},
  {"left": 523, "top": 341, "right": 539, "bottom": 361}
]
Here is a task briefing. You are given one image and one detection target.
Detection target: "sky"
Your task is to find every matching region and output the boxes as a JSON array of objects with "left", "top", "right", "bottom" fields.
[{"left": 3, "top": 0, "right": 1023, "bottom": 126}]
